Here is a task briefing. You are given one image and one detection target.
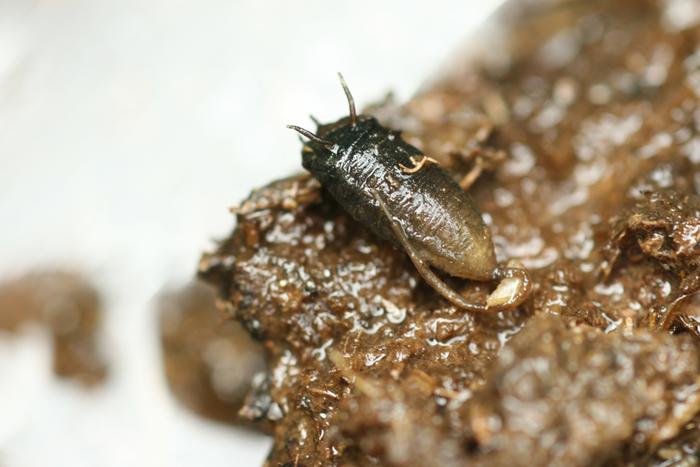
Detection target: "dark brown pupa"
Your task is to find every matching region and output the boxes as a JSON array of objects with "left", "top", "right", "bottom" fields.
[{"left": 288, "top": 74, "right": 531, "bottom": 311}]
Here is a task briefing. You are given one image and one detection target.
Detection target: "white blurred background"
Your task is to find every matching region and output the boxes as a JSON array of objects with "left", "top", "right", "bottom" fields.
[{"left": 0, "top": 1, "right": 502, "bottom": 465}]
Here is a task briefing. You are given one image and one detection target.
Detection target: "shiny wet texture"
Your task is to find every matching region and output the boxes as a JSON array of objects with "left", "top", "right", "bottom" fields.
[
  {"left": 201, "top": 0, "right": 700, "bottom": 465},
  {"left": 304, "top": 115, "right": 497, "bottom": 282}
]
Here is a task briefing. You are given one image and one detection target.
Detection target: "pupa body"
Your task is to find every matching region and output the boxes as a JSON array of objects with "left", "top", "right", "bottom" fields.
[
  {"left": 289, "top": 76, "right": 530, "bottom": 311},
  {"left": 304, "top": 115, "right": 496, "bottom": 281}
]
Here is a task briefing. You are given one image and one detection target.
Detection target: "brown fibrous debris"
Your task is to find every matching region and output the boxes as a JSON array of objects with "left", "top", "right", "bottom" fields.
[{"left": 200, "top": 0, "right": 700, "bottom": 465}]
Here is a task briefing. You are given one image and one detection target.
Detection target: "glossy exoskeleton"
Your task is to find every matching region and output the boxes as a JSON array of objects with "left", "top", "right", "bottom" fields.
[{"left": 288, "top": 74, "right": 531, "bottom": 311}]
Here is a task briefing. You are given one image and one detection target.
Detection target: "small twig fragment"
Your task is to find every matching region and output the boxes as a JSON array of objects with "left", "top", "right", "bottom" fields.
[{"left": 399, "top": 155, "right": 439, "bottom": 174}]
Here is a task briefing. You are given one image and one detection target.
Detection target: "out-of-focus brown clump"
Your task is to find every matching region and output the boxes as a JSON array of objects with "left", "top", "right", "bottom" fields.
[
  {"left": 159, "top": 280, "right": 265, "bottom": 426},
  {"left": 466, "top": 316, "right": 700, "bottom": 466},
  {"left": 200, "top": 0, "right": 700, "bottom": 465},
  {"left": 0, "top": 271, "right": 107, "bottom": 386},
  {"left": 603, "top": 190, "right": 700, "bottom": 328}
]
